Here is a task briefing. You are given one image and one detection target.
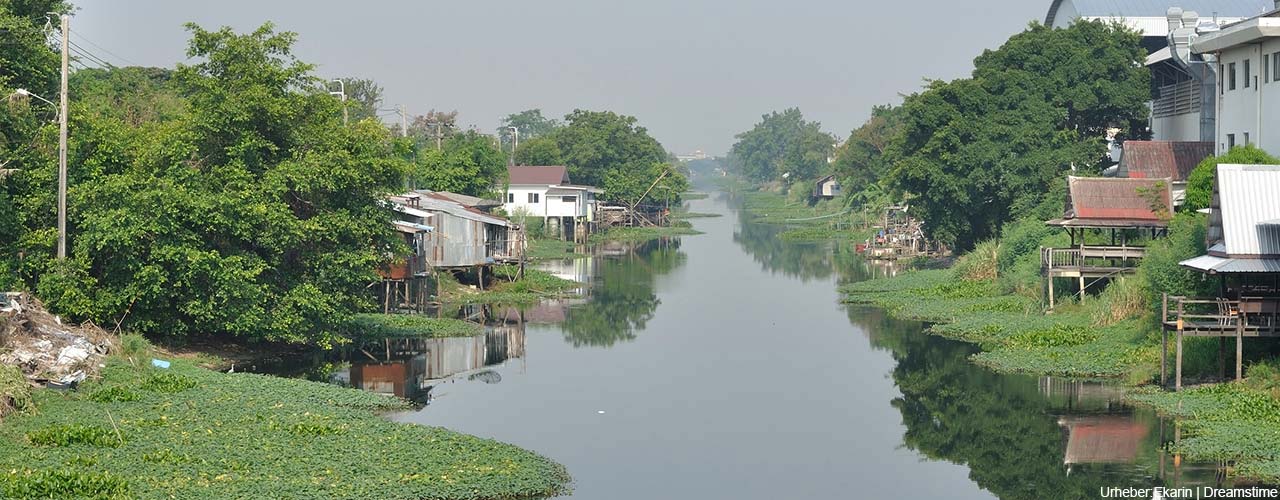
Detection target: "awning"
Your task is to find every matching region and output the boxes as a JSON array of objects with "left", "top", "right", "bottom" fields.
[
  {"left": 1180, "top": 254, "right": 1280, "bottom": 274},
  {"left": 392, "top": 221, "right": 434, "bottom": 234}
]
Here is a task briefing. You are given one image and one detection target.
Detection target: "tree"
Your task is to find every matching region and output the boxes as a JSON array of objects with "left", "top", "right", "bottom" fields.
[
  {"left": 499, "top": 108, "right": 560, "bottom": 150},
  {"left": 405, "top": 109, "right": 458, "bottom": 150},
  {"left": 1183, "top": 145, "right": 1279, "bottom": 212},
  {"left": 412, "top": 130, "right": 508, "bottom": 197},
  {"left": 831, "top": 104, "right": 901, "bottom": 206},
  {"left": 885, "top": 20, "right": 1149, "bottom": 250},
  {"left": 512, "top": 109, "right": 684, "bottom": 204},
  {"left": 34, "top": 23, "right": 408, "bottom": 345},
  {"left": 728, "top": 108, "right": 834, "bottom": 183},
  {"left": 337, "top": 77, "right": 383, "bottom": 123}
]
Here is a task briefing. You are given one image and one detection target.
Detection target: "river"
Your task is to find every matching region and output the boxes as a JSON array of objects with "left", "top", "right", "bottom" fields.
[{"left": 273, "top": 191, "right": 1220, "bottom": 499}]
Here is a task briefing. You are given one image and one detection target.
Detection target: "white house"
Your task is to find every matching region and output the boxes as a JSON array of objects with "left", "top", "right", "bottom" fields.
[
  {"left": 1192, "top": 5, "right": 1280, "bottom": 155},
  {"left": 503, "top": 166, "right": 602, "bottom": 241}
]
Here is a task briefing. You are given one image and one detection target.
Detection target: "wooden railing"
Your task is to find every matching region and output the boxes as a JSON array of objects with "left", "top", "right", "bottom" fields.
[
  {"left": 1041, "top": 245, "right": 1147, "bottom": 270},
  {"left": 1160, "top": 295, "right": 1240, "bottom": 329}
]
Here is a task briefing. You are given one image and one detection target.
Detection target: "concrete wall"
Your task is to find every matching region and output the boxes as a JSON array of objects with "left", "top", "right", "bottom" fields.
[
  {"left": 1152, "top": 111, "right": 1203, "bottom": 142},
  {"left": 503, "top": 185, "right": 593, "bottom": 219},
  {"left": 1216, "top": 40, "right": 1280, "bottom": 156}
]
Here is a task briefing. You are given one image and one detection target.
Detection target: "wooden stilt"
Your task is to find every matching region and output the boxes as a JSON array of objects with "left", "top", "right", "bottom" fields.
[
  {"left": 1219, "top": 337, "right": 1226, "bottom": 380},
  {"left": 1237, "top": 321, "right": 1244, "bottom": 381},
  {"left": 383, "top": 281, "right": 391, "bottom": 314},
  {"left": 1175, "top": 328, "right": 1184, "bottom": 391},
  {"left": 1161, "top": 293, "right": 1168, "bottom": 387},
  {"left": 1048, "top": 278, "right": 1055, "bottom": 310}
]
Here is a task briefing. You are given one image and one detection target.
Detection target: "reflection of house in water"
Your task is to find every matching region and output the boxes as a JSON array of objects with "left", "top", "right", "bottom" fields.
[
  {"left": 347, "top": 322, "right": 526, "bottom": 402},
  {"left": 537, "top": 257, "right": 595, "bottom": 291},
  {"left": 1060, "top": 415, "right": 1150, "bottom": 465}
]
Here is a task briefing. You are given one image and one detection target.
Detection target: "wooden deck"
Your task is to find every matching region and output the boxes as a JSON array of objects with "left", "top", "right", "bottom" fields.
[
  {"left": 1042, "top": 246, "right": 1147, "bottom": 308},
  {"left": 1160, "top": 295, "right": 1280, "bottom": 390}
]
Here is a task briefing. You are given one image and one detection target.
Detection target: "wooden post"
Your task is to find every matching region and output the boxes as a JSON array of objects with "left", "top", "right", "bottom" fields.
[
  {"left": 1162, "top": 294, "right": 1169, "bottom": 387},
  {"left": 383, "top": 281, "right": 391, "bottom": 313},
  {"left": 1048, "top": 277, "right": 1055, "bottom": 310},
  {"left": 1237, "top": 320, "right": 1244, "bottom": 381},
  {"left": 1175, "top": 328, "right": 1184, "bottom": 392},
  {"left": 477, "top": 266, "right": 485, "bottom": 290},
  {"left": 1219, "top": 337, "right": 1227, "bottom": 380}
]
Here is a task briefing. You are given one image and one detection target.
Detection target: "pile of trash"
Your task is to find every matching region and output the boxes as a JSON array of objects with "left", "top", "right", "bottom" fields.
[{"left": 1, "top": 292, "right": 113, "bottom": 388}]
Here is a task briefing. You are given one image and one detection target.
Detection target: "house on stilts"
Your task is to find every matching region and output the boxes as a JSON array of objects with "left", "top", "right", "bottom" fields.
[
  {"left": 1042, "top": 176, "right": 1174, "bottom": 309},
  {"left": 1163, "top": 164, "right": 1280, "bottom": 390}
]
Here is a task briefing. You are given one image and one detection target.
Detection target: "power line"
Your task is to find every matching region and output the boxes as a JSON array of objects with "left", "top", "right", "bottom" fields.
[
  {"left": 70, "top": 31, "right": 137, "bottom": 66},
  {"left": 67, "top": 40, "right": 115, "bottom": 69}
]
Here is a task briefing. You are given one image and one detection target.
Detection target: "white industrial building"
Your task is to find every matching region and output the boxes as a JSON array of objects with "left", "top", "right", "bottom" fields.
[{"left": 1192, "top": 5, "right": 1280, "bottom": 154}]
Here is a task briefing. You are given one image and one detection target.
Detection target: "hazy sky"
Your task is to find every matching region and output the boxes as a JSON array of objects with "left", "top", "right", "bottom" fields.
[{"left": 70, "top": 0, "right": 1047, "bottom": 156}]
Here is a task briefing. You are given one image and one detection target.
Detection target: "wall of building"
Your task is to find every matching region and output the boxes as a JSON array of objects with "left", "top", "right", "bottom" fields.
[
  {"left": 1152, "top": 111, "right": 1203, "bottom": 142},
  {"left": 1216, "top": 40, "right": 1280, "bottom": 155},
  {"left": 503, "top": 186, "right": 550, "bottom": 218}
]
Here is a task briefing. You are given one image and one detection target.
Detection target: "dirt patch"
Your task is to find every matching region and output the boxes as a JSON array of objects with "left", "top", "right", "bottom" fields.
[{"left": 1, "top": 292, "right": 113, "bottom": 387}]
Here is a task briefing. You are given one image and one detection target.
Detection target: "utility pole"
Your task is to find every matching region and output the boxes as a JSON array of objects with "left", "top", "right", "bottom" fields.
[
  {"left": 398, "top": 105, "right": 407, "bottom": 138},
  {"left": 507, "top": 126, "right": 519, "bottom": 166},
  {"left": 57, "top": 13, "right": 68, "bottom": 260},
  {"left": 434, "top": 122, "right": 442, "bottom": 150}
]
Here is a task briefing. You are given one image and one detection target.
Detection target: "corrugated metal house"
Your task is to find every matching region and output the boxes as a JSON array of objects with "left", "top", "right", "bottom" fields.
[
  {"left": 812, "top": 175, "right": 840, "bottom": 199},
  {"left": 390, "top": 191, "right": 517, "bottom": 269},
  {"left": 1182, "top": 164, "right": 1280, "bottom": 273}
]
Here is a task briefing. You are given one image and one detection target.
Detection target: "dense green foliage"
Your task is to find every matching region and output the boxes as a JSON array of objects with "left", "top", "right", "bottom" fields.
[
  {"left": 0, "top": 355, "right": 570, "bottom": 499},
  {"left": 1183, "top": 145, "right": 1280, "bottom": 212},
  {"left": 884, "top": 21, "right": 1149, "bottom": 249},
  {"left": 498, "top": 108, "right": 559, "bottom": 148},
  {"left": 3, "top": 23, "right": 410, "bottom": 345},
  {"left": 727, "top": 108, "right": 834, "bottom": 183},
  {"left": 411, "top": 130, "right": 508, "bottom": 197},
  {"left": 830, "top": 104, "right": 901, "bottom": 208},
  {"left": 514, "top": 109, "right": 687, "bottom": 204}
]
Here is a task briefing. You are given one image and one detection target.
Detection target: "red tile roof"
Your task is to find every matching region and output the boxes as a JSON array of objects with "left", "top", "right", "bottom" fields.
[
  {"left": 1120, "top": 141, "right": 1214, "bottom": 182},
  {"left": 508, "top": 166, "right": 569, "bottom": 185}
]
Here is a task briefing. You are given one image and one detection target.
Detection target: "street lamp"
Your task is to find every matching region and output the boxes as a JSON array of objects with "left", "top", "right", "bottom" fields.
[
  {"left": 12, "top": 88, "right": 57, "bottom": 109},
  {"left": 328, "top": 79, "right": 347, "bottom": 126}
]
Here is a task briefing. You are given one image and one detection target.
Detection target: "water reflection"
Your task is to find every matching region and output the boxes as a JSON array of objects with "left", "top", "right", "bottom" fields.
[
  {"left": 556, "top": 237, "right": 686, "bottom": 348},
  {"left": 347, "top": 324, "right": 527, "bottom": 403}
]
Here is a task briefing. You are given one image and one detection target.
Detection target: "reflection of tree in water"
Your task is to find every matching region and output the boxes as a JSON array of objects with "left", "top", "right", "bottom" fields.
[
  {"left": 560, "top": 238, "right": 687, "bottom": 347},
  {"left": 731, "top": 200, "right": 880, "bottom": 284},
  {"left": 858, "top": 309, "right": 1164, "bottom": 499}
]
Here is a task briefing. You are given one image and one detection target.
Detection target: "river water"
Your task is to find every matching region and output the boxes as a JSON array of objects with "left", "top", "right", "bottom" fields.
[{"left": 274, "top": 191, "right": 1222, "bottom": 499}]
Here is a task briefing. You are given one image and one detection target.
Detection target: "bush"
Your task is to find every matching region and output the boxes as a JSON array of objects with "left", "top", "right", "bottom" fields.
[
  {"left": 952, "top": 239, "right": 999, "bottom": 281},
  {"left": 1139, "top": 213, "right": 1213, "bottom": 305},
  {"left": 0, "top": 365, "right": 32, "bottom": 419},
  {"left": 1184, "top": 145, "right": 1280, "bottom": 212},
  {"left": 140, "top": 373, "right": 197, "bottom": 393}
]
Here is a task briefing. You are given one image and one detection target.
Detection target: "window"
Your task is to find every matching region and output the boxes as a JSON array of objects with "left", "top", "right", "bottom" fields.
[
  {"left": 562, "top": 196, "right": 577, "bottom": 203},
  {"left": 1274, "top": 53, "right": 1280, "bottom": 82},
  {"left": 527, "top": 193, "right": 539, "bottom": 203},
  {"left": 507, "top": 193, "right": 514, "bottom": 203},
  {"left": 1245, "top": 132, "right": 1251, "bottom": 145},
  {"left": 1230, "top": 62, "right": 1237, "bottom": 90},
  {"left": 1267, "top": 55, "right": 1271, "bottom": 83},
  {"left": 1228, "top": 133, "right": 1236, "bottom": 149},
  {"left": 1245, "top": 58, "right": 1252, "bottom": 88}
]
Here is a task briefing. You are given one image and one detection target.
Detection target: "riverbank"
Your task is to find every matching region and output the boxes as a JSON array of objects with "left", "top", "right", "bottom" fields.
[
  {"left": 731, "top": 182, "right": 872, "bottom": 242},
  {"left": 0, "top": 337, "right": 570, "bottom": 499},
  {"left": 440, "top": 265, "right": 581, "bottom": 305}
]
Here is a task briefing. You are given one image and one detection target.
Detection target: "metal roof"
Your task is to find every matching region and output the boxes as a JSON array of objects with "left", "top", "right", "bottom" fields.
[
  {"left": 1118, "top": 141, "right": 1214, "bottom": 181},
  {"left": 392, "top": 220, "right": 434, "bottom": 233},
  {"left": 1061, "top": 176, "right": 1174, "bottom": 222},
  {"left": 1215, "top": 164, "right": 1280, "bottom": 256},
  {"left": 1180, "top": 254, "right": 1280, "bottom": 273},
  {"left": 1047, "top": 0, "right": 1272, "bottom": 25}
]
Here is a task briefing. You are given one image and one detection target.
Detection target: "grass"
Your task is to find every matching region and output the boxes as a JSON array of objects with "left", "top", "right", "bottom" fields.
[
  {"left": 841, "top": 269, "right": 1161, "bottom": 379},
  {"left": 523, "top": 238, "right": 587, "bottom": 261},
  {"left": 346, "top": 314, "right": 484, "bottom": 340},
  {"left": 0, "top": 365, "right": 32, "bottom": 420},
  {"left": 681, "top": 192, "right": 710, "bottom": 200},
  {"left": 588, "top": 225, "right": 702, "bottom": 243},
  {"left": 737, "top": 187, "right": 870, "bottom": 242},
  {"left": 441, "top": 266, "right": 581, "bottom": 305},
  {"left": 668, "top": 211, "right": 721, "bottom": 219},
  {"left": 0, "top": 352, "right": 570, "bottom": 499}
]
